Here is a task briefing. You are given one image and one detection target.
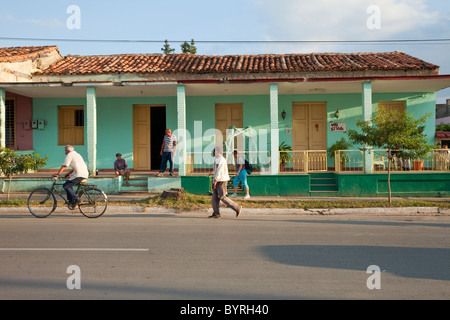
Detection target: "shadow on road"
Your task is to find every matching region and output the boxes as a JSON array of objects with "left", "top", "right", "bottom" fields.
[{"left": 259, "top": 244, "right": 450, "bottom": 281}]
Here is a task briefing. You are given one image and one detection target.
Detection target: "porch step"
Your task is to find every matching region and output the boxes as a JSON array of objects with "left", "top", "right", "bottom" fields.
[
  {"left": 120, "top": 175, "right": 148, "bottom": 193},
  {"left": 309, "top": 172, "right": 338, "bottom": 192}
]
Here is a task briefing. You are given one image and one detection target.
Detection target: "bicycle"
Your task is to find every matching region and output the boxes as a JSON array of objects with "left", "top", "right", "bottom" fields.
[{"left": 27, "top": 176, "right": 108, "bottom": 218}]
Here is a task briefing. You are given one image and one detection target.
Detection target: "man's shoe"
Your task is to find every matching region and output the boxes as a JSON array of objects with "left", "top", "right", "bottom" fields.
[
  {"left": 236, "top": 205, "right": 242, "bottom": 218},
  {"left": 156, "top": 172, "right": 163, "bottom": 177},
  {"left": 68, "top": 200, "right": 79, "bottom": 210},
  {"left": 169, "top": 172, "right": 174, "bottom": 177},
  {"left": 243, "top": 194, "right": 250, "bottom": 199},
  {"left": 230, "top": 193, "right": 237, "bottom": 198},
  {"left": 208, "top": 214, "right": 220, "bottom": 219}
]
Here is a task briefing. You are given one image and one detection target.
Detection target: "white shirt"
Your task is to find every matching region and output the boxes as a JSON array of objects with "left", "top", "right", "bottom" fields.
[
  {"left": 213, "top": 155, "right": 230, "bottom": 182},
  {"left": 63, "top": 151, "right": 89, "bottom": 180}
]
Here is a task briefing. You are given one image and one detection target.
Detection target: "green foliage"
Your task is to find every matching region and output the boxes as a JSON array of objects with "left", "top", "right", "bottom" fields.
[
  {"left": 347, "top": 110, "right": 432, "bottom": 202},
  {"left": 161, "top": 39, "right": 175, "bottom": 54},
  {"left": 181, "top": 39, "right": 197, "bottom": 54},
  {"left": 327, "top": 138, "right": 353, "bottom": 158},
  {"left": 279, "top": 141, "right": 293, "bottom": 164},
  {"left": 0, "top": 147, "right": 47, "bottom": 200},
  {"left": 436, "top": 123, "right": 450, "bottom": 132},
  {"left": 347, "top": 110, "right": 432, "bottom": 159}
]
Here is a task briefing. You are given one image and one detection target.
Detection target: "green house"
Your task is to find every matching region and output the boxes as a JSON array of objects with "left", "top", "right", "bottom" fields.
[{"left": 1, "top": 46, "right": 450, "bottom": 196}]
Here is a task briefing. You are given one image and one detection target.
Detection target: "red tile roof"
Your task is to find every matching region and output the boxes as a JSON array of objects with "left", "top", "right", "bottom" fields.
[
  {"left": 0, "top": 46, "right": 60, "bottom": 63},
  {"left": 36, "top": 51, "right": 438, "bottom": 76},
  {"left": 436, "top": 131, "right": 450, "bottom": 138}
]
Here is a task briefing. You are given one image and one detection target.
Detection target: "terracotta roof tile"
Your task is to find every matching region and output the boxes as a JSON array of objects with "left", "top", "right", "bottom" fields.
[
  {"left": 36, "top": 51, "right": 439, "bottom": 76},
  {"left": 0, "top": 46, "right": 60, "bottom": 63}
]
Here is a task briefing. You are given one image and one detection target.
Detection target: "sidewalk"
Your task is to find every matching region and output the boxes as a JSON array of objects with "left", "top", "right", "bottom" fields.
[{"left": 1, "top": 192, "right": 449, "bottom": 216}]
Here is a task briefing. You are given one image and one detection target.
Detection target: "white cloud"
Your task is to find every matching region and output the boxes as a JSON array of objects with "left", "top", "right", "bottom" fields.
[
  {"left": 254, "top": 0, "right": 445, "bottom": 42},
  {"left": 4, "top": 14, "right": 65, "bottom": 29}
]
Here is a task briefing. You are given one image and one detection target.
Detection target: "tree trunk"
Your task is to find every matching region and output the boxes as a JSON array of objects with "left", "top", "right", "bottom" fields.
[
  {"left": 387, "top": 153, "right": 392, "bottom": 203},
  {"left": 7, "top": 175, "right": 12, "bottom": 201}
]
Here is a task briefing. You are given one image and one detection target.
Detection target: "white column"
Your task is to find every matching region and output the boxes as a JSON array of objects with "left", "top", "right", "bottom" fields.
[
  {"left": 270, "top": 83, "right": 279, "bottom": 175},
  {"left": 362, "top": 81, "right": 373, "bottom": 173},
  {"left": 86, "top": 87, "right": 97, "bottom": 176},
  {"left": 0, "top": 88, "right": 5, "bottom": 148},
  {"left": 177, "top": 85, "right": 187, "bottom": 176}
]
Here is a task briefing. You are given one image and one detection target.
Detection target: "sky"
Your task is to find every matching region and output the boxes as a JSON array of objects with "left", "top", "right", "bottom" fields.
[{"left": 1, "top": 0, "right": 449, "bottom": 102}]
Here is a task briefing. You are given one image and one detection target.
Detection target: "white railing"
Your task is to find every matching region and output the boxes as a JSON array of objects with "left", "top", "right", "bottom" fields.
[
  {"left": 279, "top": 150, "right": 327, "bottom": 173},
  {"left": 186, "top": 150, "right": 328, "bottom": 175},
  {"left": 186, "top": 151, "right": 271, "bottom": 176},
  {"left": 336, "top": 149, "right": 450, "bottom": 173}
]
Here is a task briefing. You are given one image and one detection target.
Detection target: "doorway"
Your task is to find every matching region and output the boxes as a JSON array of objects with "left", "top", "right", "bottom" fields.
[
  {"left": 215, "top": 103, "right": 243, "bottom": 147},
  {"left": 133, "top": 105, "right": 166, "bottom": 170},
  {"left": 292, "top": 102, "right": 327, "bottom": 171}
]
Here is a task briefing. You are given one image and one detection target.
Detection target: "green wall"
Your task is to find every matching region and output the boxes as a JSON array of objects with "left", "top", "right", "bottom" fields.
[
  {"left": 32, "top": 92, "right": 436, "bottom": 170},
  {"left": 180, "top": 172, "right": 450, "bottom": 197}
]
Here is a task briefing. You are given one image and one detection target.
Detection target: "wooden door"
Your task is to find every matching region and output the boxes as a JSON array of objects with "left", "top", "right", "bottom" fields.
[
  {"left": 215, "top": 103, "right": 243, "bottom": 147},
  {"left": 292, "top": 102, "right": 326, "bottom": 150},
  {"left": 292, "top": 102, "right": 327, "bottom": 171},
  {"left": 133, "top": 106, "right": 151, "bottom": 170}
]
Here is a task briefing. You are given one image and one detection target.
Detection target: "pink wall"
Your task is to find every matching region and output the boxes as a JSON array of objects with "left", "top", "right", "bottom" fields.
[{"left": 5, "top": 91, "right": 33, "bottom": 150}]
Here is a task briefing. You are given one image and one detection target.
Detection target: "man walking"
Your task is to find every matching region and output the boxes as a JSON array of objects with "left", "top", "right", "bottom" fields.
[
  {"left": 157, "top": 128, "right": 177, "bottom": 177},
  {"left": 210, "top": 147, "right": 242, "bottom": 219},
  {"left": 53, "top": 145, "right": 89, "bottom": 208}
]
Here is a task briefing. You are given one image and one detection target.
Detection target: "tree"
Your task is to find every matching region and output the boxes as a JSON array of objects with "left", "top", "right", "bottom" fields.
[
  {"left": 347, "top": 110, "right": 432, "bottom": 202},
  {"left": 161, "top": 39, "right": 175, "bottom": 54},
  {"left": 181, "top": 39, "right": 197, "bottom": 54},
  {"left": 0, "top": 148, "right": 48, "bottom": 200}
]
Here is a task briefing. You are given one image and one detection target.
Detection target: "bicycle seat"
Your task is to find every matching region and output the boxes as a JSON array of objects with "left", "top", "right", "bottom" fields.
[{"left": 80, "top": 179, "right": 88, "bottom": 184}]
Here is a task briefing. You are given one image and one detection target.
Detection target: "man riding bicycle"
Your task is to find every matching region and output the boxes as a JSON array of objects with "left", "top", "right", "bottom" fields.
[{"left": 52, "top": 145, "right": 89, "bottom": 208}]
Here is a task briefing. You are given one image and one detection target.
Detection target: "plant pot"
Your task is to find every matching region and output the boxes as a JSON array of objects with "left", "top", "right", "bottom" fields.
[
  {"left": 412, "top": 160, "right": 424, "bottom": 171},
  {"left": 280, "top": 162, "right": 286, "bottom": 172}
]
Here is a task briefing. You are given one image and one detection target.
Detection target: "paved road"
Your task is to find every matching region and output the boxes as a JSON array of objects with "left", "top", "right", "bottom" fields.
[{"left": 0, "top": 211, "right": 449, "bottom": 300}]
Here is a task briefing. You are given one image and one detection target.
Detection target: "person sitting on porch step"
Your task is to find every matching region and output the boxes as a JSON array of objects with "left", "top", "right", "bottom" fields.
[
  {"left": 53, "top": 145, "right": 89, "bottom": 208},
  {"left": 157, "top": 128, "right": 177, "bottom": 177},
  {"left": 114, "top": 153, "right": 131, "bottom": 185}
]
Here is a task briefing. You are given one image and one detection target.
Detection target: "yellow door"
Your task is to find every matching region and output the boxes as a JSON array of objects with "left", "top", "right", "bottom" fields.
[
  {"left": 292, "top": 102, "right": 327, "bottom": 171},
  {"left": 215, "top": 103, "right": 243, "bottom": 146},
  {"left": 133, "top": 106, "right": 151, "bottom": 170}
]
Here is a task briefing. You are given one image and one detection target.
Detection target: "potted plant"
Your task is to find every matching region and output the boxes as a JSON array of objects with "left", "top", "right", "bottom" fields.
[
  {"left": 279, "top": 141, "right": 293, "bottom": 171},
  {"left": 327, "top": 138, "right": 352, "bottom": 171}
]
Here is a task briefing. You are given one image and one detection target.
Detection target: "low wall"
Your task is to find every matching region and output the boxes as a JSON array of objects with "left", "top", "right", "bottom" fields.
[
  {"left": 2, "top": 173, "right": 449, "bottom": 198},
  {"left": 337, "top": 172, "right": 450, "bottom": 197},
  {"left": 180, "top": 173, "right": 450, "bottom": 197},
  {"left": 0, "top": 176, "right": 121, "bottom": 195}
]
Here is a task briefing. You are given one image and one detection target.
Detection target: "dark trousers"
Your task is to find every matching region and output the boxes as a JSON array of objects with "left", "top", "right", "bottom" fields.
[
  {"left": 160, "top": 151, "right": 174, "bottom": 173},
  {"left": 63, "top": 177, "right": 85, "bottom": 203},
  {"left": 212, "top": 181, "right": 240, "bottom": 216}
]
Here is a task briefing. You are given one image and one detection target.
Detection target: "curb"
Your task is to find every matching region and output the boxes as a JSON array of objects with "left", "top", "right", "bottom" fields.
[{"left": 0, "top": 206, "right": 447, "bottom": 216}]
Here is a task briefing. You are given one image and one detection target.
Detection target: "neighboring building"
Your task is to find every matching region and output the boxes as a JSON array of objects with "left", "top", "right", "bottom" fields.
[
  {"left": 1, "top": 46, "right": 450, "bottom": 181},
  {"left": 436, "top": 99, "right": 450, "bottom": 125},
  {"left": 0, "top": 46, "right": 62, "bottom": 151}
]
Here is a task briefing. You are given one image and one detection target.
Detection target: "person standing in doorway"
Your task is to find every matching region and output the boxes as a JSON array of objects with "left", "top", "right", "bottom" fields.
[
  {"left": 210, "top": 147, "right": 242, "bottom": 219},
  {"left": 157, "top": 128, "right": 177, "bottom": 177},
  {"left": 53, "top": 145, "right": 89, "bottom": 209}
]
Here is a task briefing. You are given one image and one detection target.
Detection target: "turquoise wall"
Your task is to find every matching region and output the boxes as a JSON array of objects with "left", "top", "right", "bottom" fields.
[{"left": 32, "top": 91, "right": 436, "bottom": 169}]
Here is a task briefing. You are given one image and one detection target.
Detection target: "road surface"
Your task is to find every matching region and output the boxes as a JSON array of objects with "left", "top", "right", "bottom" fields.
[{"left": 0, "top": 210, "right": 449, "bottom": 300}]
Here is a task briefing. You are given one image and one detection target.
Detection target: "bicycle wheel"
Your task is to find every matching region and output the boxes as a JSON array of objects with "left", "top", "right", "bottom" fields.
[
  {"left": 78, "top": 188, "right": 108, "bottom": 218},
  {"left": 27, "top": 188, "right": 57, "bottom": 218}
]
